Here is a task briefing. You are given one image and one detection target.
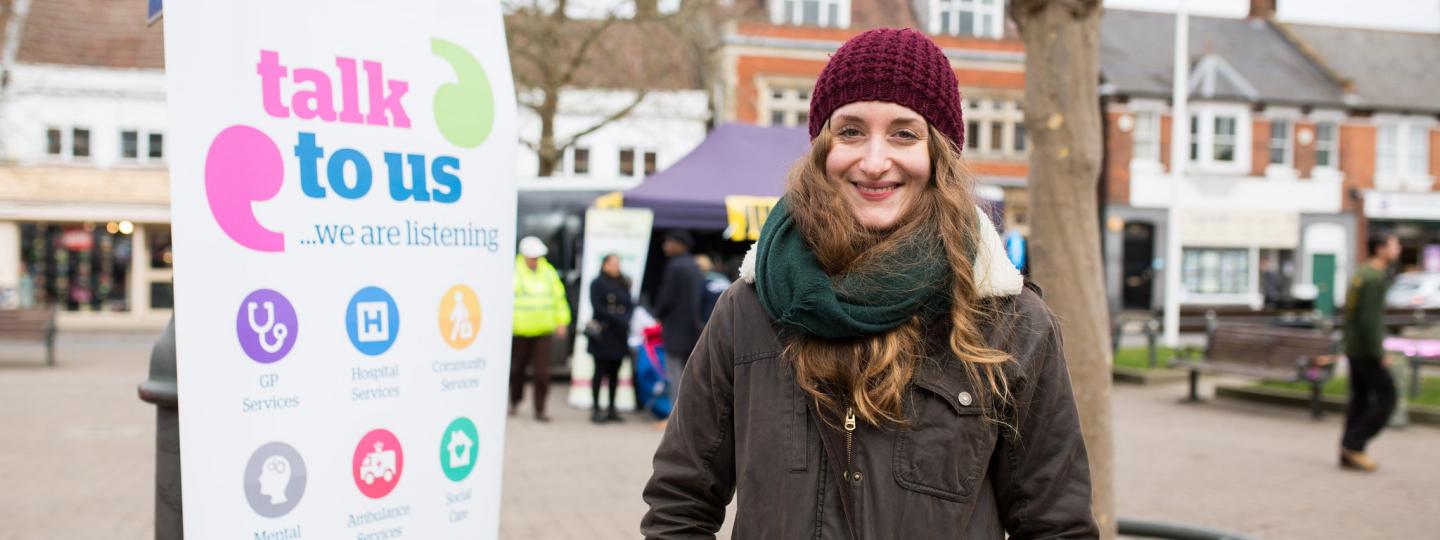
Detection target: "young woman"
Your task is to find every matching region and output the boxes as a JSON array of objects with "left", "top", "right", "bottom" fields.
[
  {"left": 641, "top": 29, "right": 1097, "bottom": 538},
  {"left": 587, "top": 254, "right": 635, "bottom": 423}
]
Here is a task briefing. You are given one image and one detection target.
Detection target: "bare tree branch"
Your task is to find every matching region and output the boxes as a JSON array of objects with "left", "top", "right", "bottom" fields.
[
  {"left": 556, "top": 89, "right": 651, "bottom": 153},
  {"left": 557, "top": 16, "right": 620, "bottom": 89}
]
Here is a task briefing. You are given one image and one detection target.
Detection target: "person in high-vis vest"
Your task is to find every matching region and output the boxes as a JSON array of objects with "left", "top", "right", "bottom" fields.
[{"left": 511, "top": 236, "right": 571, "bottom": 422}]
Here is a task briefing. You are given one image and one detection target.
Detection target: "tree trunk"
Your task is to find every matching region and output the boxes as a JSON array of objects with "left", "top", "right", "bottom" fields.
[
  {"left": 1011, "top": 1, "right": 1115, "bottom": 537},
  {"left": 537, "top": 88, "right": 560, "bottom": 177}
]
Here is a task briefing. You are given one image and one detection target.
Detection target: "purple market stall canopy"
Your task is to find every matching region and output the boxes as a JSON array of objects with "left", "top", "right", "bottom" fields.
[{"left": 624, "top": 123, "right": 810, "bottom": 230}]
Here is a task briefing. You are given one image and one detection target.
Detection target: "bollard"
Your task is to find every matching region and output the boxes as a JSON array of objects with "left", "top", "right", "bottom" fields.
[
  {"left": 1145, "top": 319, "right": 1160, "bottom": 368},
  {"left": 137, "top": 316, "right": 182, "bottom": 540}
]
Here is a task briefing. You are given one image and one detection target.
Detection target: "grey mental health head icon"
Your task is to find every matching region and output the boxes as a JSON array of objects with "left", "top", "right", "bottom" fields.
[{"left": 244, "top": 441, "right": 307, "bottom": 518}]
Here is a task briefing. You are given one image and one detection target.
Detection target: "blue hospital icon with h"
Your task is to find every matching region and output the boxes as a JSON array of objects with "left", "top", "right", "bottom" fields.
[{"left": 347, "top": 286, "right": 400, "bottom": 356}]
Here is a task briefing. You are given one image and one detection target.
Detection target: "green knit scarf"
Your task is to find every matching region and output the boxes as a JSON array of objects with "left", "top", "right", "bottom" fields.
[{"left": 754, "top": 197, "right": 951, "bottom": 339}]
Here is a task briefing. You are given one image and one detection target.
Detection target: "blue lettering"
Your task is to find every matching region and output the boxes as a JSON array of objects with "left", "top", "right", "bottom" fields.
[
  {"left": 291, "top": 132, "right": 460, "bottom": 204},
  {"left": 328, "top": 148, "right": 372, "bottom": 199},
  {"left": 386, "top": 152, "right": 430, "bottom": 202},
  {"left": 431, "top": 155, "right": 461, "bottom": 203},
  {"left": 295, "top": 132, "right": 327, "bottom": 198}
]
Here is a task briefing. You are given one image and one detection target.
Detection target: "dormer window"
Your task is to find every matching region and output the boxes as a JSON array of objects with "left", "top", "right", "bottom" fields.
[
  {"left": 771, "top": 0, "right": 850, "bottom": 28},
  {"left": 930, "top": 0, "right": 1005, "bottom": 39}
]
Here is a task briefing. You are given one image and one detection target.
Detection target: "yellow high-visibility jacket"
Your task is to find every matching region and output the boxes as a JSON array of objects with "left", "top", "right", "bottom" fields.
[{"left": 513, "top": 256, "right": 571, "bottom": 337}]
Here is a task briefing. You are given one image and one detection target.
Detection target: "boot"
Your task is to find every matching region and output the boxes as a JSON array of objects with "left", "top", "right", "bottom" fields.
[
  {"left": 1340, "top": 449, "right": 1378, "bottom": 472},
  {"left": 591, "top": 407, "right": 605, "bottom": 424},
  {"left": 605, "top": 408, "right": 624, "bottom": 423}
]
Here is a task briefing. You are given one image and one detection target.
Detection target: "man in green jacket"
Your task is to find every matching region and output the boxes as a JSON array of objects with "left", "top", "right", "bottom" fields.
[
  {"left": 511, "top": 236, "right": 571, "bottom": 422},
  {"left": 1340, "top": 233, "right": 1401, "bottom": 471}
]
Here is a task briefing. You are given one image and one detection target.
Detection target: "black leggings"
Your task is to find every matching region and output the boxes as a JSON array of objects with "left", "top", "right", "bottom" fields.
[{"left": 592, "top": 356, "right": 624, "bottom": 410}]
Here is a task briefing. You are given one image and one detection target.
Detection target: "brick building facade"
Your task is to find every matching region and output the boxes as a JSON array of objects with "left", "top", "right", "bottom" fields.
[
  {"left": 1099, "top": 9, "right": 1439, "bottom": 315},
  {"left": 717, "top": 0, "right": 1032, "bottom": 232}
]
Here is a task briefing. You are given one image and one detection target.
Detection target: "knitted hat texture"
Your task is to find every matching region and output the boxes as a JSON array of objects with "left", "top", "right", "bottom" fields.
[{"left": 808, "top": 28, "right": 965, "bottom": 150}]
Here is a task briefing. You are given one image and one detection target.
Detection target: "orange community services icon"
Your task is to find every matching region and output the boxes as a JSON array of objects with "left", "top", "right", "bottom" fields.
[{"left": 438, "top": 284, "right": 481, "bottom": 349}]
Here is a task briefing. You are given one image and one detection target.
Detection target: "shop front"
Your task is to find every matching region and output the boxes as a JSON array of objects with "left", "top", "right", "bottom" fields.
[
  {"left": 0, "top": 166, "right": 174, "bottom": 328},
  {"left": 1365, "top": 190, "right": 1440, "bottom": 274},
  {"left": 1103, "top": 206, "right": 1354, "bottom": 314}
]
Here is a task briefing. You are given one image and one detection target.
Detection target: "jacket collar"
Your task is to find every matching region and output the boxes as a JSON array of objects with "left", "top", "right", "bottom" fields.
[{"left": 737, "top": 204, "right": 1023, "bottom": 298}]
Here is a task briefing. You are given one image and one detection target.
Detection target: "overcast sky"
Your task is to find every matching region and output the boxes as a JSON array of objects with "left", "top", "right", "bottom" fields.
[{"left": 1104, "top": 0, "right": 1440, "bottom": 32}]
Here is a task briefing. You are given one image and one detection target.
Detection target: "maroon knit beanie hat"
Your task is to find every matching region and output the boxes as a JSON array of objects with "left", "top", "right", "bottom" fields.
[{"left": 808, "top": 28, "right": 965, "bottom": 150}]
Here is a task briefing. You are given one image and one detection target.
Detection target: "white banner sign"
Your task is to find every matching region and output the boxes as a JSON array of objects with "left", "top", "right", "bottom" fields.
[
  {"left": 1179, "top": 208, "right": 1300, "bottom": 249},
  {"left": 567, "top": 208, "right": 655, "bottom": 411},
  {"left": 163, "top": 1, "right": 517, "bottom": 538}
]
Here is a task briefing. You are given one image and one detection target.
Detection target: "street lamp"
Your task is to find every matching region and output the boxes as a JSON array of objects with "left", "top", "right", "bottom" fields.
[{"left": 1163, "top": 0, "right": 1191, "bottom": 348}]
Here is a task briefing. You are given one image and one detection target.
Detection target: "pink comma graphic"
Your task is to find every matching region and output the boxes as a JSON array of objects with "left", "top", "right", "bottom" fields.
[{"left": 205, "top": 125, "right": 285, "bottom": 252}]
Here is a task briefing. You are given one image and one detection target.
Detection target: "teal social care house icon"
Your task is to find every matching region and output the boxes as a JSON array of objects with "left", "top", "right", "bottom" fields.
[
  {"left": 431, "top": 38, "right": 493, "bottom": 149},
  {"left": 440, "top": 417, "right": 479, "bottom": 482}
]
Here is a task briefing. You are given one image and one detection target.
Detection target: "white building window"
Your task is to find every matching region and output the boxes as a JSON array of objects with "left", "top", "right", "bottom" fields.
[
  {"left": 1183, "top": 247, "right": 1250, "bottom": 295},
  {"left": 1131, "top": 111, "right": 1160, "bottom": 163},
  {"left": 1268, "top": 119, "right": 1291, "bottom": 166},
  {"left": 567, "top": 146, "right": 590, "bottom": 175},
  {"left": 1314, "top": 122, "right": 1338, "bottom": 169},
  {"left": 931, "top": 0, "right": 1004, "bottom": 39},
  {"left": 121, "top": 131, "right": 139, "bottom": 159},
  {"left": 1376, "top": 119, "right": 1433, "bottom": 189},
  {"left": 1407, "top": 125, "right": 1428, "bottom": 176},
  {"left": 72, "top": 128, "right": 91, "bottom": 159},
  {"left": 149, "top": 133, "right": 165, "bottom": 160},
  {"left": 772, "top": 0, "right": 850, "bottom": 28},
  {"left": 963, "top": 97, "right": 1025, "bottom": 157},
  {"left": 761, "top": 83, "right": 811, "bottom": 128},
  {"left": 46, "top": 127, "right": 62, "bottom": 156},
  {"left": 120, "top": 129, "right": 165, "bottom": 163},
  {"left": 618, "top": 147, "right": 658, "bottom": 177},
  {"left": 619, "top": 148, "right": 634, "bottom": 177},
  {"left": 1186, "top": 106, "right": 1250, "bottom": 173}
]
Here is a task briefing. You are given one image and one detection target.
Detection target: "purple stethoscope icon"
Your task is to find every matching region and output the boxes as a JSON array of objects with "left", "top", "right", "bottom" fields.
[{"left": 236, "top": 289, "right": 298, "bottom": 364}]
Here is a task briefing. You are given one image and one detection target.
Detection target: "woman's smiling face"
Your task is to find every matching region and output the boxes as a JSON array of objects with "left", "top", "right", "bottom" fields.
[{"left": 824, "top": 101, "right": 931, "bottom": 230}]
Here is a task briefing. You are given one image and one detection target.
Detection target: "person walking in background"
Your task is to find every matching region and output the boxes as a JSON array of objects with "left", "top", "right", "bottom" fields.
[
  {"left": 511, "top": 236, "right": 571, "bottom": 422},
  {"left": 1259, "top": 257, "right": 1286, "bottom": 309},
  {"left": 642, "top": 28, "right": 1095, "bottom": 537},
  {"left": 653, "top": 230, "right": 704, "bottom": 397},
  {"left": 694, "top": 254, "right": 732, "bottom": 323},
  {"left": 1340, "top": 234, "right": 1402, "bottom": 471},
  {"left": 587, "top": 254, "right": 634, "bottom": 424}
]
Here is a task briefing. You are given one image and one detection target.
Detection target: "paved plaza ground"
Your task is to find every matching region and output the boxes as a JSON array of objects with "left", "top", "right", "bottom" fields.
[{"left": 2, "top": 331, "right": 1438, "bottom": 539}]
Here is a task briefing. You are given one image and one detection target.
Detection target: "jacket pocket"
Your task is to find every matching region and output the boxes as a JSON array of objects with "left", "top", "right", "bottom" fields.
[{"left": 892, "top": 380, "right": 996, "bottom": 503}]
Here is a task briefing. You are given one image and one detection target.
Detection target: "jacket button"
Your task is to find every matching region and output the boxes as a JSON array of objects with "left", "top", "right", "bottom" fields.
[
  {"left": 957, "top": 391, "right": 973, "bottom": 407},
  {"left": 852, "top": 472, "right": 863, "bottom": 484}
]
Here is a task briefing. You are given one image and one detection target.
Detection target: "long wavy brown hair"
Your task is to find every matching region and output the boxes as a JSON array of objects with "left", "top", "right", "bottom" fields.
[{"left": 784, "top": 122, "right": 1012, "bottom": 427}]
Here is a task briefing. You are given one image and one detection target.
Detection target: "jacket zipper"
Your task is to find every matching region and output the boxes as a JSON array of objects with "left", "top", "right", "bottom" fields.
[{"left": 843, "top": 401, "right": 856, "bottom": 484}]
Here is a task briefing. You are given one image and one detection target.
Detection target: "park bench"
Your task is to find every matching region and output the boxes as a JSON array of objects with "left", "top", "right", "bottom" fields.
[
  {"left": 0, "top": 308, "right": 58, "bottom": 366},
  {"left": 1172, "top": 324, "right": 1337, "bottom": 419}
]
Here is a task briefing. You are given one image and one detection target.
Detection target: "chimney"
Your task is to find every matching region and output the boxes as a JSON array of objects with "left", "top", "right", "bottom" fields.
[{"left": 1249, "top": 0, "right": 1276, "bottom": 19}]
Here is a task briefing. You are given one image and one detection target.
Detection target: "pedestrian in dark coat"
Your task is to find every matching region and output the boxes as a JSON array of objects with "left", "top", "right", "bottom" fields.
[
  {"left": 642, "top": 28, "right": 1097, "bottom": 538},
  {"left": 1339, "top": 234, "right": 1401, "bottom": 471},
  {"left": 587, "top": 254, "right": 634, "bottom": 423},
  {"left": 653, "top": 230, "right": 704, "bottom": 396}
]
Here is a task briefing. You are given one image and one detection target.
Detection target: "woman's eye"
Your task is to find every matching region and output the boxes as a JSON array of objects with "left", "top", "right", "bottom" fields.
[
  {"left": 837, "top": 127, "right": 863, "bottom": 138},
  {"left": 894, "top": 129, "right": 919, "bottom": 140}
]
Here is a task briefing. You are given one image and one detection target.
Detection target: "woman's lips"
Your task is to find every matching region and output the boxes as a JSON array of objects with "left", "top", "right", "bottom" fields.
[{"left": 853, "top": 181, "right": 899, "bottom": 202}]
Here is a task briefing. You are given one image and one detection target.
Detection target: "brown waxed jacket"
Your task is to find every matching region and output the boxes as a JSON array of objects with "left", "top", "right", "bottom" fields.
[{"left": 641, "top": 280, "right": 1098, "bottom": 539}]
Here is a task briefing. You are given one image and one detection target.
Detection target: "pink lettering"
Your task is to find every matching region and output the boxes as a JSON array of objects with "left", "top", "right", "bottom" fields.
[
  {"left": 291, "top": 68, "right": 337, "bottom": 121},
  {"left": 336, "top": 57, "right": 364, "bottom": 124},
  {"left": 256, "top": 50, "right": 409, "bottom": 128},
  {"left": 363, "top": 61, "right": 410, "bottom": 128},
  {"left": 257, "top": 50, "right": 289, "bottom": 118}
]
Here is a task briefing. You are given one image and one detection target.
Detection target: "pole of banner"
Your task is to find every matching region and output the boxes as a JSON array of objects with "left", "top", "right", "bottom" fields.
[{"left": 1163, "top": 0, "right": 1190, "bottom": 349}]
